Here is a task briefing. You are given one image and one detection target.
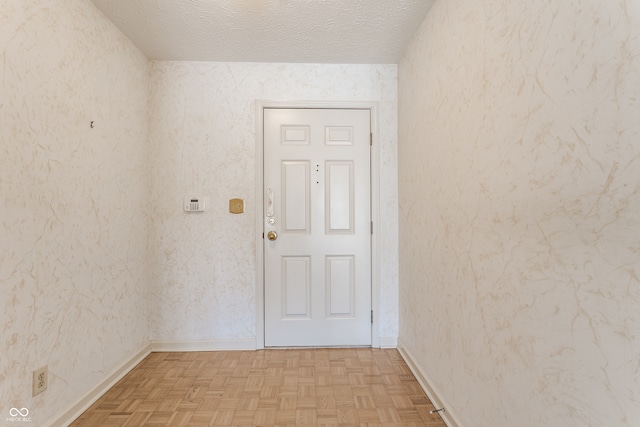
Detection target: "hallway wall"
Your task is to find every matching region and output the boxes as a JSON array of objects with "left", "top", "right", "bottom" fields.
[
  {"left": 398, "top": 1, "right": 640, "bottom": 426},
  {"left": 148, "top": 61, "right": 400, "bottom": 345},
  {"left": 0, "top": 0, "right": 150, "bottom": 423}
]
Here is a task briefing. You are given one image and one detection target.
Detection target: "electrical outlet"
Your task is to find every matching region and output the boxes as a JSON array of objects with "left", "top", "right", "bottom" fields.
[{"left": 32, "top": 365, "right": 48, "bottom": 396}]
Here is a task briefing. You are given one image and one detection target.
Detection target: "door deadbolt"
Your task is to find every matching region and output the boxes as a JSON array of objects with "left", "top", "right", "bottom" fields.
[{"left": 267, "top": 231, "right": 278, "bottom": 241}]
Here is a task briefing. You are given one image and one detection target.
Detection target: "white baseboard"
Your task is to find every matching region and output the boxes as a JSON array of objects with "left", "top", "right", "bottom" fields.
[
  {"left": 47, "top": 342, "right": 152, "bottom": 427},
  {"left": 397, "top": 339, "right": 463, "bottom": 427},
  {"left": 150, "top": 338, "right": 257, "bottom": 352},
  {"left": 379, "top": 336, "right": 398, "bottom": 348}
]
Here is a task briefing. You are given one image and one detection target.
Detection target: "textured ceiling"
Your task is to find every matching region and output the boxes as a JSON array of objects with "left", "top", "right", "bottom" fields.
[{"left": 90, "top": 0, "right": 435, "bottom": 64}]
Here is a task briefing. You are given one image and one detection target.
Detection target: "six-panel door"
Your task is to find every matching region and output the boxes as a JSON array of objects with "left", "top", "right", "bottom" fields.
[{"left": 264, "top": 108, "right": 372, "bottom": 347}]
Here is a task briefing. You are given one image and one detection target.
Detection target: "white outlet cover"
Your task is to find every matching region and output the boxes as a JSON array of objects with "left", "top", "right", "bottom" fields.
[{"left": 32, "top": 365, "right": 48, "bottom": 396}]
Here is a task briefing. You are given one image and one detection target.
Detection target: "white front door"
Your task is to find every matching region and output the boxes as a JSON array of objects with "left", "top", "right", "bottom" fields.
[{"left": 263, "top": 108, "right": 372, "bottom": 347}]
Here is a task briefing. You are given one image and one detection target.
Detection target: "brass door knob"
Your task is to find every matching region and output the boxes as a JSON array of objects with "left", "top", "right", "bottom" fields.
[{"left": 267, "top": 231, "right": 278, "bottom": 241}]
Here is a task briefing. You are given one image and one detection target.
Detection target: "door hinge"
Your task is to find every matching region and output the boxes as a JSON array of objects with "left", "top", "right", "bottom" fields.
[
  {"left": 371, "top": 221, "right": 373, "bottom": 235},
  {"left": 370, "top": 133, "right": 373, "bottom": 146},
  {"left": 262, "top": 232, "right": 264, "bottom": 239},
  {"left": 371, "top": 310, "right": 373, "bottom": 324}
]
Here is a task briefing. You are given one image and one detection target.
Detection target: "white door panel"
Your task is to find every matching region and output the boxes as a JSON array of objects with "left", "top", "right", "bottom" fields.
[
  {"left": 326, "top": 161, "right": 354, "bottom": 233},
  {"left": 264, "top": 108, "right": 371, "bottom": 347},
  {"left": 282, "top": 161, "right": 310, "bottom": 232},
  {"left": 282, "top": 256, "right": 311, "bottom": 317}
]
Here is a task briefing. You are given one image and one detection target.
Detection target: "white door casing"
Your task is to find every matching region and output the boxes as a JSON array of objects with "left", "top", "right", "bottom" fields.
[{"left": 263, "top": 108, "right": 372, "bottom": 347}]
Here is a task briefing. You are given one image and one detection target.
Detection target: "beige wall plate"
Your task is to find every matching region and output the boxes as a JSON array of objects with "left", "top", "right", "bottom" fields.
[{"left": 229, "top": 198, "right": 244, "bottom": 214}]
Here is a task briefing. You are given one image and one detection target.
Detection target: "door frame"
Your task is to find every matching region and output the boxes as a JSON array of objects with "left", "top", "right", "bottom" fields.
[{"left": 255, "top": 100, "right": 381, "bottom": 349}]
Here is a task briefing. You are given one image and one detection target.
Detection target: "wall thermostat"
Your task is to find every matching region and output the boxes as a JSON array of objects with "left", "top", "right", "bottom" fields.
[{"left": 184, "top": 197, "right": 205, "bottom": 212}]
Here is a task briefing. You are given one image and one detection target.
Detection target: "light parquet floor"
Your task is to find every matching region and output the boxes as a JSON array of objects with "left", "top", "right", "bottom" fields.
[{"left": 71, "top": 348, "right": 446, "bottom": 427}]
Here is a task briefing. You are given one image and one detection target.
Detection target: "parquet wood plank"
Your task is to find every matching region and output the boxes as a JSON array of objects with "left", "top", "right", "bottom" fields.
[{"left": 70, "top": 349, "right": 446, "bottom": 427}]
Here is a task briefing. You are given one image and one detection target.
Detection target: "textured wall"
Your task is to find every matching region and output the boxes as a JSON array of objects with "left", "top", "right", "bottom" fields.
[
  {"left": 398, "top": 1, "right": 640, "bottom": 426},
  {"left": 148, "top": 62, "right": 399, "bottom": 343},
  {"left": 0, "top": 0, "right": 150, "bottom": 423}
]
